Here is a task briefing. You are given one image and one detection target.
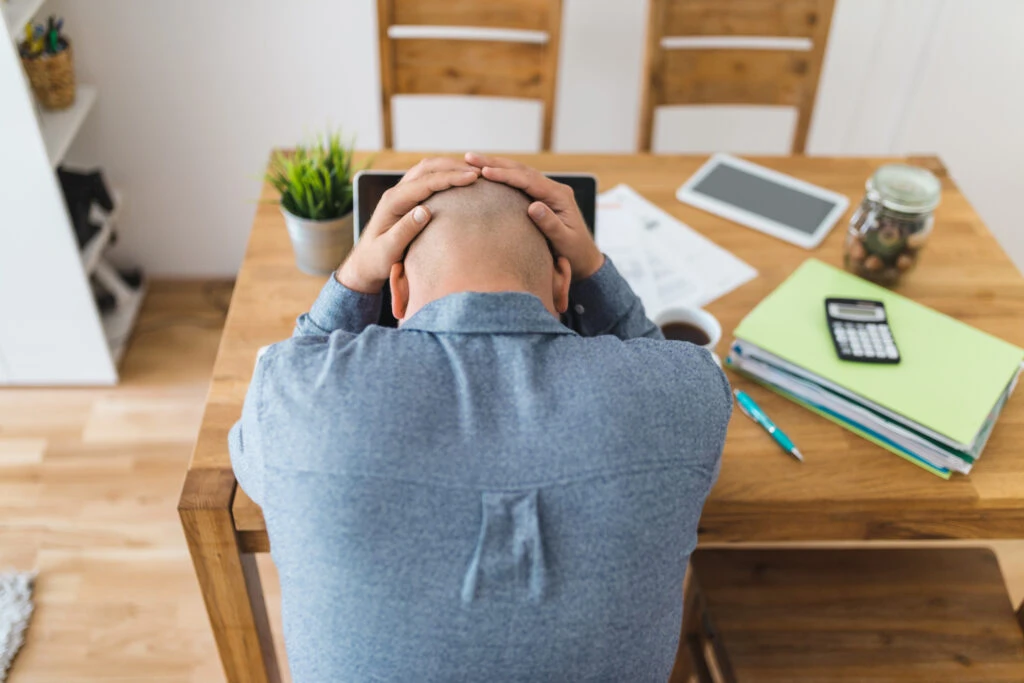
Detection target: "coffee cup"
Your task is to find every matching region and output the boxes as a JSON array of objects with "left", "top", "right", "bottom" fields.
[{"left": 653, "top": 307, "right": 722, "bottom": 352}]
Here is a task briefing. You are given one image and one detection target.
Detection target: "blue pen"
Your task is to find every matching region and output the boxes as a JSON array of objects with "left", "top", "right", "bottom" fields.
[{"left": 734, "top": 389, "right": 804, "bottom": 462}]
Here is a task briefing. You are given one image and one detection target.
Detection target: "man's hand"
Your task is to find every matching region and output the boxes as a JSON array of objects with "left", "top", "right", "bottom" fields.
[
  {"left": 465, "top": 152, "right": 604, "bottom": 280},
  {"left": 337, "top": 158, "right": 479, "bottom": 293}
]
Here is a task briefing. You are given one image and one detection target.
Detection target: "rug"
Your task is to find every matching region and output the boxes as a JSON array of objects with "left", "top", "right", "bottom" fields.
[{"left": 0, "top": 572, "right": 35, "bottom": 682}]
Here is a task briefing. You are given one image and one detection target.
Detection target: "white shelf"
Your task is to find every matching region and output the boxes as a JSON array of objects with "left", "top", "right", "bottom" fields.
[
  {"left": 3, "top": 0, "right": 46, "bottom": 40},
  {"left": 102, "top": 281, "right": 146, "bottom": 364},
  {"left": 40, "top": 83, "right": 96, "bottom": 167},
  {"left": 80, "top": 189, "right": 122, "bottom": 275}
]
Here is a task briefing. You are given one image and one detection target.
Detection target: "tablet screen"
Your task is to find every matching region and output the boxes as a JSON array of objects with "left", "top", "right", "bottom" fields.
[{"left": 689, "top": 163, "right": 839, "bottom": 235}]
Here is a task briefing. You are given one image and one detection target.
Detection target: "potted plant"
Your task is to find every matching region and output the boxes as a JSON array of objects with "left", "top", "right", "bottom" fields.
[{"left": 267, "top": 132, "right": 361, "bottom": 275}]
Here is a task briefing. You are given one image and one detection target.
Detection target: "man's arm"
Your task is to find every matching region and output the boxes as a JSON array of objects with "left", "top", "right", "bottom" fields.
[
  {"left": 564, "top": 257, "right": 663, "bottom": 340},
  {"left": 228, "top": 349, "right": 270, "bottom": 507},
  {"left": 293, "top": 275, "right": 382, "bottom": 337}
]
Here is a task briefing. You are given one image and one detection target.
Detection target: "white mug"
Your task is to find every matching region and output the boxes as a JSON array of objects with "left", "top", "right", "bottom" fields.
[{"left": 653, "top": 306, "right": 722, "bottom": 352}]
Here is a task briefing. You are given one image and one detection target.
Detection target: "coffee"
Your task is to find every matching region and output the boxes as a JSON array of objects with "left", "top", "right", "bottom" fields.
[{"left": 661, "top": 321, "right": 711, "bottom": 346}]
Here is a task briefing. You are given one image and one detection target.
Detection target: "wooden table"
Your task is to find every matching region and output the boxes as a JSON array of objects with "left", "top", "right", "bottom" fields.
[{"left": 179, "top": 152, "right": 1024, "bottom": 683}]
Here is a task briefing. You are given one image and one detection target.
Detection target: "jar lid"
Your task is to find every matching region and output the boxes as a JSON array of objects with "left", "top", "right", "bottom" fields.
[{"left": 866, "top": 164, "right": 941, "bottom": 213}]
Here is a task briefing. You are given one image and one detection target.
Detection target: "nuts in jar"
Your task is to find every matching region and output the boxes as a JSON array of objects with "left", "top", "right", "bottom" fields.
[{"left": 844, "top": 164, "right": 941, "bottom": 286}]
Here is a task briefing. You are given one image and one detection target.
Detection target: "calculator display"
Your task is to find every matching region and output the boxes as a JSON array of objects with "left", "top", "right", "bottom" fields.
[{"left": 827, "top": 301, "right": 886, "bottom": 322}]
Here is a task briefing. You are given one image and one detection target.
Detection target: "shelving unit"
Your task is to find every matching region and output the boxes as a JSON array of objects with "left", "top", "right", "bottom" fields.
[
  {"left": 0, "top": 0, "right": 141, "bottom": 385},
  {"left": 2, "top": 0, "right": 46, "bottom": 39},
  {"left": 41, "top": 83, "right": 96, "bottom": 166}
]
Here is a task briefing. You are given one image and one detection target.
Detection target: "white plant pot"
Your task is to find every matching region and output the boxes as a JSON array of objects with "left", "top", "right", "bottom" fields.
[{"left": 282, "top": 208, "right": 354, "bottom": 276}]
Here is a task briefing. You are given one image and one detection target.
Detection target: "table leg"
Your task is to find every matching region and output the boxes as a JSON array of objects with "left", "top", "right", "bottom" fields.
[{"left": 179, "top": 469, "right": 281, "bottom": 683}]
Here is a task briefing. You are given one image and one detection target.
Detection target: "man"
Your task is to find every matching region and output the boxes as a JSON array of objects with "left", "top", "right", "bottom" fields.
[{"left": 230, "top": 154, "right": 731, "bottom": 682}]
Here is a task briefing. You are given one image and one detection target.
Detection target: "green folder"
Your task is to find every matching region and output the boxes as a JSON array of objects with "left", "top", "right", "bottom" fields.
[
  {"left": 749, "top": 373, "right": 952, "bottom": 479},
  {"left": 734, "top": 259, "right": 1024, "bottom": 449}
]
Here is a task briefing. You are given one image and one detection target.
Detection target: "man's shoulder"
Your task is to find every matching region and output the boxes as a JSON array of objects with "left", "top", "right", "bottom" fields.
[
  {"left": 558, "top": 335, "right": 732, "bottom": 414},
  {"left": 257, "top": 336, "right": 326, "bottom": 374},
  {"left": 261, "top": 327, "right": 387, "bottom": 367},
  {"left": 576, "top": 335, "right": 726, "bottom": 382},
  {"left": 550, "top": 336, "right": 731, "bottom": 477},
  {"left": 618, "top": 337, "right": 729, "bottom": 414},
  {"left": 253, "top": 328, "right": 425, "bottom": 406},
  {"left": 635, "top": 339, "right": 727, "bottom": 388}
]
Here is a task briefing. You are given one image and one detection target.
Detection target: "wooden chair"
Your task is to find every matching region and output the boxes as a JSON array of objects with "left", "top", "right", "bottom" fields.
[
  {"left": 638, "top": 0, "right": 835, "bottom": 154},
  {"left": 671, "top": 547, "right": 1024, "bottom": 682},
  {"left": 376, "top": 0, "right": 563, "bottom": 151}
]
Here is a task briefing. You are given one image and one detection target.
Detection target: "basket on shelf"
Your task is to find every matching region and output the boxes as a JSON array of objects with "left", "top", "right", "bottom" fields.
[{"left": 21, "top": 41, "right": 76, "bottom": 110}]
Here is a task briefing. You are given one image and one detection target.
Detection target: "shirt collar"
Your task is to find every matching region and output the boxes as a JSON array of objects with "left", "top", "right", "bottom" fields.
[{"left": 400, "top": 291, "right": 576, "bottom": 336}]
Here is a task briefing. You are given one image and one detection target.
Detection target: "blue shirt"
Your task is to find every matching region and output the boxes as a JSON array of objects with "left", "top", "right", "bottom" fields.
[{"left": 229, "top": 259, "right": 731, "bottom": 682}]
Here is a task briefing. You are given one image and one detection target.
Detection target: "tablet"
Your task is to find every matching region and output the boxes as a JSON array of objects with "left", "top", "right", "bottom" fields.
[
  {"left": 352, "top": 169, "right": 598, "bottom": 327},
  {"left": 676, "top": 153, "right": 850, "bottom": 249}
]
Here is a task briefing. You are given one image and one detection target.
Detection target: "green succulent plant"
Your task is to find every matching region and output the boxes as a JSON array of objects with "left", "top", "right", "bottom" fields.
[{"left": 267, "top": 132, "right": 360, "bottom": 221}]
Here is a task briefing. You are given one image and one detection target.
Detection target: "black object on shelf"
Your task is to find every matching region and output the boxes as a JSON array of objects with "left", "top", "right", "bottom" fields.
[
  {"left": 118, "top": 268, "right": 143, "bottom": 289},
  {"left": 90, "top": 277, "right": 117, "bottom": 314},
  {"left": 91, "top": 264, "right": 144, "bottom": 314},
  {"left": 58, "top": 167, "right": 115, "bottom": 248},
  {"left": 94, "top": 288, "right": 116, "bottom": 315}
]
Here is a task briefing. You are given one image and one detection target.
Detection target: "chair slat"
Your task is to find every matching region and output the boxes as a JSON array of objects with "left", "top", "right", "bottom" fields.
[
  {"left": 656, "top": 49, "right": 809, "bottom": 107},
  {"left": 392, "top": 0, "right": 551, "bottom": 31},
  {"left": 663, "top": 0, "right": 828, "bottom": 39},
  {"left": 393, "top": 39, "right": 547, "bottom": 100}
]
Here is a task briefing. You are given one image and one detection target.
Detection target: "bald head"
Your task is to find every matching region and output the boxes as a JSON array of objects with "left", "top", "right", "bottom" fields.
[
  {"left": 404, "top": 179, "right": 554, "bottom": 290},
  {"left": 389, "top": 177, "right": 573, "bottom": 322}
]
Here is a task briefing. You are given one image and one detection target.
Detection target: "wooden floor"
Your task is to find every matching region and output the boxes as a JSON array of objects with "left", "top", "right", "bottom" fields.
[
  {"left": 1, "top": 281, "right": 1022, "bottom": 682},
  {"left": 0, "top": 282, "right": 290, "bottom": 683}
]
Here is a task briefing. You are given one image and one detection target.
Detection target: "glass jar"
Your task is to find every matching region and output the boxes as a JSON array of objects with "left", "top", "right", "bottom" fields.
[{"left": 844, "top": 164, "right": 941, "bottom": 286}]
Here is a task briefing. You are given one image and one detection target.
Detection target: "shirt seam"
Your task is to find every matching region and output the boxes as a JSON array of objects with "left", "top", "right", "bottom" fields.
[
  {"left": 263, "top": 457, "right": 696, "bottom": 491},
  {"left": 254, "top": 348, "right": 273, "bottom": 499},
  {"left": 398, "top": 327, "right": 577, "bottom": 337}
]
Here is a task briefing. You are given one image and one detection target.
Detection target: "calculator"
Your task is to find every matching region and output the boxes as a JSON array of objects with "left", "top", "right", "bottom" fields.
[{"left": 825, "top": 298, "right": 900, "bottom": 364}]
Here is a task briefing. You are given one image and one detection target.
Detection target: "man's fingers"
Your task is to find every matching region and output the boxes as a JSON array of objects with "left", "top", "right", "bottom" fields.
[
  {"left": 471, "top": 158, "right": 579, "bottom": 215},
  {"left": 464, "top": 152, "right": 525, "bottom": 171},
  {"left": 371, "top": 170, "right": 478, "bottom": 234},
  {"left": 381, "top": 205, "right": 432, "bottom": 254},
  {"left": 402, "top": 157, "right": 477, "bottom": 183},
  {"left": 528, "top": 201, "right": 571, "bottom": 242},
  {"left": 480, "top": 166, "right": 562, "bottom": 203},
  {"left": 424, "top": 168, "right": 479, "bottom": 193}
]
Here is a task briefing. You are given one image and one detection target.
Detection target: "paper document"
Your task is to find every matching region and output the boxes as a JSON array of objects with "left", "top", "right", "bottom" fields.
[{"left": 596, "top": 184, "right": 757, "bottom": 315}]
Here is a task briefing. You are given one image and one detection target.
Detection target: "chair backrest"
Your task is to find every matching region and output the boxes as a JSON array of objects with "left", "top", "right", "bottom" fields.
[
  {"left": 376, "top": 0, "right": 564, "bottom": 150},
  {"left": 638, "top": 0, "right": 835, "bottom": 154}
]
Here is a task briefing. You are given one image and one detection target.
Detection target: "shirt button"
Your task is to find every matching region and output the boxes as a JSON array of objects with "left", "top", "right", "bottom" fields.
[{"left": 574, "top": 304, "right": 585, "bottom": 315}]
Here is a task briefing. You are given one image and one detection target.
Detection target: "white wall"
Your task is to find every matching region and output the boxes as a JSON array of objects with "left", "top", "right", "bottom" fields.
[
  {"left": 895, "top": 0, "right": 1024, "bottom": 269},
  {"left": 50, "top": 0, "right": 1024, "bottom": 276},
  {"left": 50, "top": 0, "right": 379, "bottom": 276}
]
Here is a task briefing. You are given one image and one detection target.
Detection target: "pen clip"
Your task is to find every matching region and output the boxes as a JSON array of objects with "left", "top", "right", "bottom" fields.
[{"left": 733, "top": 391, "right": 757, "bottom": 422}]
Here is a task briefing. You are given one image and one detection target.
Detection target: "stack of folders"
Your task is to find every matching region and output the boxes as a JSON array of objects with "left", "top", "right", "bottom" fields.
[{"left": 726, "top": 259, "right": 1024, "bottom": 479}]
